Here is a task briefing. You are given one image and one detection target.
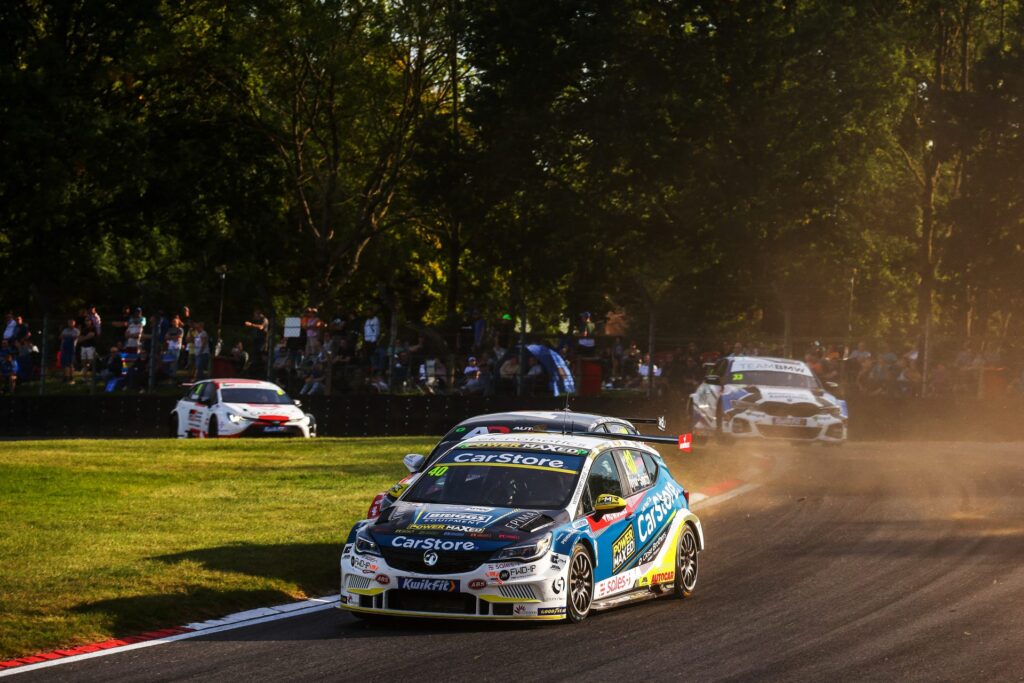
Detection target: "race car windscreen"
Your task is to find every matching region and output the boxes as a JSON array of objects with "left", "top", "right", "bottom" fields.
[
  {"left": 728, "top": 370, "right": 820, "bottom": 389},
  {"left": 219, "top": 388, "right": 294, "bottom": 405},
  {"left": 403, "top": 447, "right": 587, "bottom": 509}
]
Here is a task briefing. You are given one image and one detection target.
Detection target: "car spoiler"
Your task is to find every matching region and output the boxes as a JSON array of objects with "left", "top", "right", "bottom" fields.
[
  {"left": 621, "top": 415, "right": 667, "bottom": 431},
  {"left": 548, "top": 430, "right": 684, "bottom": 446}
]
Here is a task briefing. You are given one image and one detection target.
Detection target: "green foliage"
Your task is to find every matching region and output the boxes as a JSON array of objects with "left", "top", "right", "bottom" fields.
[{"left": 3, "top": 0, "right": 1024, "bottom": 349}]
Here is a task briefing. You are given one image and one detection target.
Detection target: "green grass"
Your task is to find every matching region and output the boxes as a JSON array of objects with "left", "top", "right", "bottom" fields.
[{"left": 0, "top": 437, "right": 433, "bottom": 660}]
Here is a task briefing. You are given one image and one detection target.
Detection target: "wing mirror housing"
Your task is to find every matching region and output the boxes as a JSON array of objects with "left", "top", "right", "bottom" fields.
[
  {"left": 403, "top": 453, "right": 425, "bottom": 473},
  {"left": 824, "top": 381, "right": 839, "bottom": 390},
  {"left": 293, "top": 399, "right": 302, "bottom": 407},
  {"left": 594, "top": 493, "right": 627, "bottom": 516}
]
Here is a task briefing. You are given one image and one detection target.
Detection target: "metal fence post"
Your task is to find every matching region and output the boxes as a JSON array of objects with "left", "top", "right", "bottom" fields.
[{"left": 38, "top": 314, "right": 48, "bottom": 395}]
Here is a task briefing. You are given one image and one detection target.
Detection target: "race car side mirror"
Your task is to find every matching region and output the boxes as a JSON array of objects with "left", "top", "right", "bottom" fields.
[
  {"left": 403, "top": 453, "right": 425, "bottom": 473},
  {"left": 824, "top": 381, "right": 839, "bottom": 390},
  {"left": 704, "top": 374, "right": 720, "bottom": 385},
  {"left": 293, "top": 399, "right": 302, "bottom": 407},
  {"left": 594, "top": 494, "right": 627, "bottom": 516}
]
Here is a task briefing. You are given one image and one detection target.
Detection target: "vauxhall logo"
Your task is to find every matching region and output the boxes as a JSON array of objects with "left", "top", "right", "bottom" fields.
[{"left": 423, "top": 550, "right": 439, "bottom": 567}]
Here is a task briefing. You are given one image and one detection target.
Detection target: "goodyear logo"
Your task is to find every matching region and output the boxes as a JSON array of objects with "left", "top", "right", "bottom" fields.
[
  {"left": 612, "top": 525, "right": 636, "bottom": 572},
  {"left": 398, "top": 577, "right": 459, "bottom": 592},
  {"left": 538, "top": 606, "right": 566, "bottom": 616}
]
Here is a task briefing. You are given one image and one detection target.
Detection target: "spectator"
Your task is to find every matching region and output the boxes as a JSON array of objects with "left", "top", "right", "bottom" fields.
[
  {"left": 12, "top": 316, "right": 30, "bottom": 344},
  {"left": 363, "top": 307, "right": 381, "bottom": 367},
  {"left": 499, "top": 354, "right": 520, "bottom": 390},
  {"left": 526, "top": 355, "right": 546, "bottom": 393},
  {"left": 418, "top": 356, "right": 447, "bottom": 394},
  {"left": 96, "top": 345, "right": 124, "bottom": 387},
  {"left": 728, "top": 342, "right": 745, "bottom": 357},
  {"left": 576, "top": 312, "right": 596, "bottom": 355},
  {"left": 463, "top": 355, "right": 479, "bottom": 376},
  {"left": 124, "top": 308, "right": 145, "bottom": 353},
  {"left": 79, "top": 316, "right": 98, "bottom": 377},
  {"left": 300, "top": 362, "right": 326, "bottom": 395},
  {"left": 461, "top": 369, "right": 485, "bottom": 395},
  {"left": 193, "top": 322, "right": 210, "bottom": 380},
  {"left": 244, "top": 308, "right": 269, "bottom": 372},
  {"left": 59, "top": 318, "right": 80, "bottom": 383},
  {"left": 86, "top": 305, "right": 102, "bottom": 339},
  {"left": 2, "top": 312, "right": 16, "bottom": 345},
  {"left": 164, "top": 315, "right": 184, "bottom": 377},
  {"left": 230, "top": 341, "right": 250, "bottom": 375},
  {"left": 302, "top": 306, "right": 323, "bottom": 356},
  {"left": 1, "top": 351, "right": 17, "bottom": 393},
  {"left": 16, "top": 337, "right": 33, "bottom": 382},
  {"left": 849, "top": 341, "right": 871, "bottom": 363},
  {"left": 126, "top": 348, "right": 150, "bottom": 392}
]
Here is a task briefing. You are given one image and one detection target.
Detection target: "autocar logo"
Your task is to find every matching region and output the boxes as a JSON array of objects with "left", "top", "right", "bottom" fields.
[{"left": 423, "top": 550, "right": 439, "bottom": 567}]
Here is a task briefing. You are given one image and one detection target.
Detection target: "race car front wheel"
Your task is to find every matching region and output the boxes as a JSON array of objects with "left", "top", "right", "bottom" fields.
[
  {"left": 207, "top": 417, "right": 218, "bottom": 438},
  {"left": 566, "top": 544, "right": 594, "bottom": 623},
  {"left": 672, "top": 524, "right": 699, "bottom": 599},
  {"left": 169, "top": 415, "right": 180, "bottom": 438}
]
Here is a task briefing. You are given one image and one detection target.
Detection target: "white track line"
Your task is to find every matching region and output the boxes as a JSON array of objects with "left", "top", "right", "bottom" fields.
[{"left": 0, "top": 597, "right": 339, "bottom": 677}]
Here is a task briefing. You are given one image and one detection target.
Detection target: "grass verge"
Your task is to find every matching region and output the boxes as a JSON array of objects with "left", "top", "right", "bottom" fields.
[{"left": 0, "top": 437, "right": 431, "bottom": 660}]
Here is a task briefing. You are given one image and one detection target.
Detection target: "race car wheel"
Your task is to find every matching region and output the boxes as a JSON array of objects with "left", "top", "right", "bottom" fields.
[
  {"left": 169, "top": 415, "right": 180, "bottom": 438},
  {"left": 566, "top": 544, "right": 594, "bottom": 623},
  {"left": 673, "top": 524, "right": 699, "bottom": 599},
  {"left": 306, "top": 414, "right": 317, "bottom": 438},
  {"left": 207, "top": 417, "right": 218, "bottom": 438},
  {"left": 715, "top": 401, "right": 734, "bottom": 445}
]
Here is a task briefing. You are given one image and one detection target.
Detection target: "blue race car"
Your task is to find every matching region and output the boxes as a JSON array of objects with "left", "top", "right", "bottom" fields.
[{"left": 340, "top": 432, "right": 704, "bottom": 622}]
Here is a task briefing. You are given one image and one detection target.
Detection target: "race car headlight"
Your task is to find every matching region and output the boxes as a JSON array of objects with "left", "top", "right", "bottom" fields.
[
  {"left": 491, "top": 533, "right": 552, "bottom": 562},
  {"left": 354, "top": 532, "right": 382, "bottom": 557},
  {"left": 226, "top": 412, "right": 246, "bottom": 424}
]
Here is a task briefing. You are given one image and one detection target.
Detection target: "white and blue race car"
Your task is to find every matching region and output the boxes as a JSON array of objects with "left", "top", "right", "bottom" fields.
[
  {"left": 340, "top": 432, "right": 703, "bottom": 622},
  {"left": 689, "top": 356, "right": 847, "bottom": 444}
]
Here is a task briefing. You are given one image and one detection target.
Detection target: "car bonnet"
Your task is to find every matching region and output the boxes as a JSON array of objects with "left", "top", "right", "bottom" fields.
[{"left": 370, "top": 502, "right": 567, "bottom": 551}]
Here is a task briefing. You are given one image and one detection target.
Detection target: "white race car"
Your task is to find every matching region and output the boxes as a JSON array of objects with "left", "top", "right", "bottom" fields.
[
  {"left": 170, "top": 379, "right": 316, "bottom": 438},
  {"left": 689, "top": 356, "right": 847, "bottom": 444}
]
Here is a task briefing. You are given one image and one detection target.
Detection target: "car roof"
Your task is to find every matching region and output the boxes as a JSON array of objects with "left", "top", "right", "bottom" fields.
[
  {"left": 448, "top": 410, "right": 632, "bottom": 431},
  {"left": 211, "top": 379, "right": 282, "bottom": 391},
  {"left": 455, "top": 432, "right": 654, "bottom": 458}
]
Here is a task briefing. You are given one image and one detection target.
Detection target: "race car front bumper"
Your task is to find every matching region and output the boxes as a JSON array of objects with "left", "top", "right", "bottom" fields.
[
  {"left": 725, "top": 412, "right": 846, "bottom": 442},
  {"left": 339, "top": 546, "right": 570, "bottom": 620}
]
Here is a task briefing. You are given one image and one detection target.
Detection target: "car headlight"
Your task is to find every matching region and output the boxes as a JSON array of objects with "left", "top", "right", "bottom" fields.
[
  {"left": 354, "top": 531, "right": 382, "bottom": 557},
  {"left": 491, "top": 533, "right": 552, "bottom": 562},
  {"left": 226, "top": 412, "right": 246, "bottom": 424}
]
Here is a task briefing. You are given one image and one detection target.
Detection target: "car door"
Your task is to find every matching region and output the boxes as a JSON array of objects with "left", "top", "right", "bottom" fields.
[
  {"left": 583, "top": 451, "right": 637, "bottom": 600},
  {"left": 186, "top": 382, "right": 212, "bottom": 435}
]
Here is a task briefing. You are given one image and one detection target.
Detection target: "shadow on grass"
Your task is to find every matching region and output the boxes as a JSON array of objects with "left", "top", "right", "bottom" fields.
[
  {"left": 72, "top": 587, "right": 297, "bottom": 637},
  {"left": 152, "top": 542, "right": 340, "bottom": 595}
]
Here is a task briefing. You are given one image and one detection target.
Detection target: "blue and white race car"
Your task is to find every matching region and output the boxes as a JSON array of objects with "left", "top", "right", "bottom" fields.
[
  {"left": 689, "top": 356, "right": 847, "bottom": 444},
  {"left": 340, "top": 432, "right": 703, "bottom": 622}
]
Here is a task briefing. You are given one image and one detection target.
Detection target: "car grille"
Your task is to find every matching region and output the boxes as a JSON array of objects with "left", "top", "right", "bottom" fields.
[
  {"left": 380, "top": 548, "right": 492, "bottom": 575},
  {"left": 759, "top": 402, "right": 822, "bottom": 418},
  {"left": 498, "top": 584, "right": 538, "bottom": 600},
  {"left": 758, "top": 425, "right": 821, "bottom": 439},
  {"left": 387, "top": 590, "right": 477, "bottom": 615}
]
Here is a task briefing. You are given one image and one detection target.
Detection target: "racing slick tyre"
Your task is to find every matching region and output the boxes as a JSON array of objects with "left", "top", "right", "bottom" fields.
[
  {"left": 672, "top": 524, "right": 699, "bottom": 599},
  {"left": 566, "top": 544, "right": 594, "bottom": 623},
  {"left": 207, "top": 417, "right": 218, "bottom": 439},
  {"left": 306, "top": 414, "right": 317, "bottom": 438}
]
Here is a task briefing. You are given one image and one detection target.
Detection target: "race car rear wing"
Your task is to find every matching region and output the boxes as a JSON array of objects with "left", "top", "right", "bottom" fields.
[
  {"left": 621, "top": 415, "right": 667, "bottom": 431},
  {"left": 547, "top": 430, "right": 684, "bottom": 446}
]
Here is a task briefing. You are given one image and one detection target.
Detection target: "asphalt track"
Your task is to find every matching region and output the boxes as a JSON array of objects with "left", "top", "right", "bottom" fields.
[{"left": 20, "top": 441, "right": 1024, "bottom": 682}]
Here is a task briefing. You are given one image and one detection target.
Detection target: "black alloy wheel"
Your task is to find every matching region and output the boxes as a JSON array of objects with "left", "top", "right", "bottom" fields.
[
  {"left": 566, "top": 544, "right": 594, "bottom": 623},
  {"left": 673, "top": 524, "right": 699, "bottom": 599}
]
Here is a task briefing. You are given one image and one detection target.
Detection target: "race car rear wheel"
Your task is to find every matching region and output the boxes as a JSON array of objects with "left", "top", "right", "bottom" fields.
[
  {"left": 169, "top": 415, "right": 180, "bottom": 438},
  {"left": 672, "top": 524, "right": 699, "bottom": 599},
  {"left": 566, "top": 544, "right": 594, "bottom": 623}
]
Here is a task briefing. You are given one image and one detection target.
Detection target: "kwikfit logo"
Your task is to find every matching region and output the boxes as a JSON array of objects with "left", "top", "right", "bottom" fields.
[{"left": 398, "top": 577, "right": 459, "bottom": 592}]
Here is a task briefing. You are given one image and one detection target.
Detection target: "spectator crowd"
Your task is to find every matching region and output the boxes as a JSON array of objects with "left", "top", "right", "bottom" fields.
[{"left": 1, "top": 305, "right": 1019, "bottom": 400}]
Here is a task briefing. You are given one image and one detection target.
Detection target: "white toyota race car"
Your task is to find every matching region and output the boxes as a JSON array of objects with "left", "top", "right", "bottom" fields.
[
  {"left": 170, "top": 379, "right": 316, "bottom": 438},
  {"left": 689, "top": 356, "right": 847, "bottom": 444}
]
